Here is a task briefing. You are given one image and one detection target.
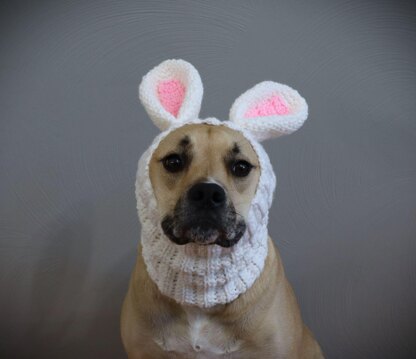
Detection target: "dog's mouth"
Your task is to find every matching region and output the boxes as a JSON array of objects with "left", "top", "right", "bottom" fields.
[{"left": 161, "top": 206, "right": 246, "bottom": 248}]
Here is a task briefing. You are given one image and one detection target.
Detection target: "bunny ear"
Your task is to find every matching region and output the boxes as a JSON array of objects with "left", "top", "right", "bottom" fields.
[
  {"left": 229, "top": 81, "right": 308, "bottom": 142},
  {"left": 139, "top": 59, "right": 203, "bottom": 131}
]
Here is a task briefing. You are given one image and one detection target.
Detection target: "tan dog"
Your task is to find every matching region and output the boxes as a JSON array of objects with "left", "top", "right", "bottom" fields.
[{"left": 121, "top": 60, "right": 323, "bottom": 358}]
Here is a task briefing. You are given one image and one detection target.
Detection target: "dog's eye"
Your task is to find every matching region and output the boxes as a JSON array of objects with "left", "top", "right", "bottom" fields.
[
  {"left": 162, "top": 154, "right": 185, "bottom": 173},
  {"left": 231, "top": 160, "right": 253, "bottom": 177}
]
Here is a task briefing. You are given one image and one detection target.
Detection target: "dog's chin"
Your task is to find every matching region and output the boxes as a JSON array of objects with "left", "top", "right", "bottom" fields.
[
  {"left": 182, "top": 224, "right": 220, "bottom": 245},
  {"left": 161, "top": 216, "right": 246, "bottom": 248}
]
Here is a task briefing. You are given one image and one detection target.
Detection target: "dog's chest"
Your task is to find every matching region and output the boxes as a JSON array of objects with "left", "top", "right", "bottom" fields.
[{"left": 153, "top": 308, "right": 243, "bottom": 358}]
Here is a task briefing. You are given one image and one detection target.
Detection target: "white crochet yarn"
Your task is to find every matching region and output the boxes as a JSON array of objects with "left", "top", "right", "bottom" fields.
[
  {"left": 229, "top": 81, "right": 308, "bottom": 142},
  {"left": 135, "top": 59, "right": 308, "bottom": 308},
  {"left": 139, "top": 59, "right": 203, "bottom": 131}
]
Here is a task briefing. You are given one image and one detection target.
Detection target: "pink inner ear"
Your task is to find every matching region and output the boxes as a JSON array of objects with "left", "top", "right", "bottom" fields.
[
  {"left": 157, "top": 79, "right": 186, "bottom": 117},
  {"left": 244, "top": 94, "right": 290, "bottom": 118}
]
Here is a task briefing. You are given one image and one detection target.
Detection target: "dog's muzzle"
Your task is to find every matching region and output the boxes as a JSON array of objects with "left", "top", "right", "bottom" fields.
[{"left": 161, "top": 182, "right": 246, "bottom": 248}]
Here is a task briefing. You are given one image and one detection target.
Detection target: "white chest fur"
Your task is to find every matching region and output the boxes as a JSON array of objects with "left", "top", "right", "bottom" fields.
[{"left": 153, "top": 307, "right": 243, "bottom": 359}]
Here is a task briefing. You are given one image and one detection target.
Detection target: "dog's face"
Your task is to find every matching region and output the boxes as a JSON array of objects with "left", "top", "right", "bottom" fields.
[{"left": 149, "top": 124, "right": 260, "bottom": 248}]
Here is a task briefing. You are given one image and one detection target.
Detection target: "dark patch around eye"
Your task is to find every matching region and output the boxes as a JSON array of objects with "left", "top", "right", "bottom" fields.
[
  {"left": 230, "top": 160, "right": 253, "bottom": 177},
  {"left": 157, "top": 135, "right": 193, "bottom": 164},
  {"left": 224, "top": 142, "right": 257, "bottom": 179},
  {"left": 224, "top": 142, "right": 246, "bottom": 165}
]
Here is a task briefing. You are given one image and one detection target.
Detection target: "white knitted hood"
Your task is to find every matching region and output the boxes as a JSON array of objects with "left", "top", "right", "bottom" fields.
[{"left": 135, "top": 59, "right": 308, "bottom": 308}]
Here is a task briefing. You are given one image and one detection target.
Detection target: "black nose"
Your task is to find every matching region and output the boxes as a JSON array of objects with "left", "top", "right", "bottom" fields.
[{"left": 187, "top": 182, "right": 226, "bottom": 209}]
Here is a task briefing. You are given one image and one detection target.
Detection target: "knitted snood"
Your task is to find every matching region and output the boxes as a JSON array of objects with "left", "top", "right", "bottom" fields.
[{"left": 136, "top": 118, "right": 276, "bottom": 308}]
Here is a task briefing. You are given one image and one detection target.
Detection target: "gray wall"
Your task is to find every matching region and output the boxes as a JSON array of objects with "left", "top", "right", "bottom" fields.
[{"left": 1, "top": 0, "right": 415, "bottom": 358}]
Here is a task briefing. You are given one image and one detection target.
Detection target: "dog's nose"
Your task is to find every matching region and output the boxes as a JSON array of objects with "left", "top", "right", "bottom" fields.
[{"left": 187, "top": 182, "right": 226, "bottom": 209}]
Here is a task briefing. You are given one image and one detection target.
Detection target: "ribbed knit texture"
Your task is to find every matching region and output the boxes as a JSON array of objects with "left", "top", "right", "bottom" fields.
[{"left": 136, "top": 118, "right": 276, "bottom": 308}]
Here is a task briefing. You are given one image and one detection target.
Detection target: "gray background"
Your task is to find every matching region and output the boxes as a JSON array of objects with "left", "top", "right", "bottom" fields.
[{"left": 1, "top": 0, "right": 415, "bottom": 358}]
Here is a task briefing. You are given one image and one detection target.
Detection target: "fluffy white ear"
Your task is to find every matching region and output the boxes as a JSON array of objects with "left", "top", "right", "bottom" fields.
[
  {"left": 229, "top": 81, "right": 308, "bottom": 141},
  {"left": 139, "top": 59, "right": 203, "bottom": 131}
]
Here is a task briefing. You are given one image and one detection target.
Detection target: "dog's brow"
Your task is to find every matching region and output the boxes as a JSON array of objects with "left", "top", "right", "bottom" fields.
[
  {"left": 232, "top": 143, "right": 240, "bottom": 154},
  {"left": 179, "top": 135, "right": 191, "bottom": 148},
  {"left": 225, "top": 143, "right": 241, "bottom": 163},
  {"left": 175, "top": 135, "right": 193, "bottom": 162}
]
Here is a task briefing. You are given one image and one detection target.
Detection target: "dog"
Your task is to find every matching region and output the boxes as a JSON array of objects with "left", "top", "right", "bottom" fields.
[{"left": 121, "top": 59, "right": 324, "bottom": 358}]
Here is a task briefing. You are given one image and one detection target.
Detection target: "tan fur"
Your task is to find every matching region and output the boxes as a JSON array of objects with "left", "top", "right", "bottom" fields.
[
  {"left": 149, "top": 124, "right": 260, "bottom": 222},
  {"left": 121, "top": 124, "right": 324, "bottom": 358}
]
